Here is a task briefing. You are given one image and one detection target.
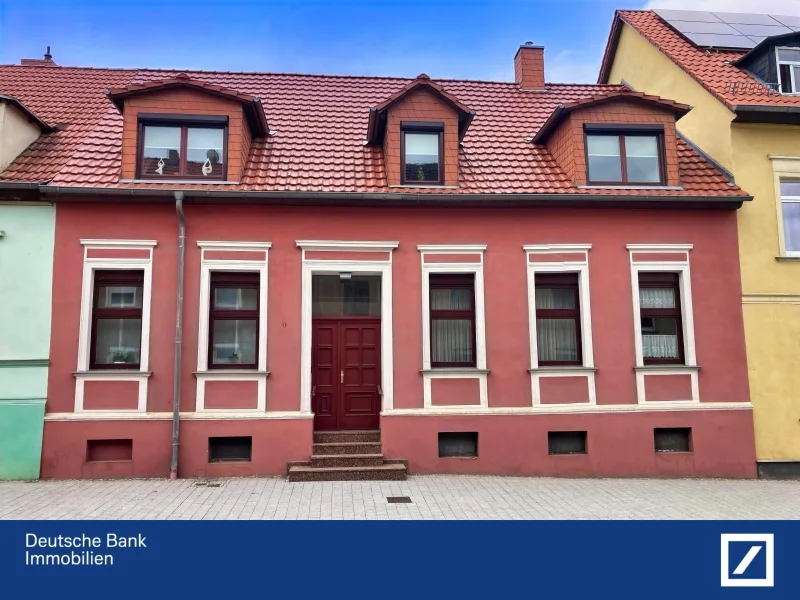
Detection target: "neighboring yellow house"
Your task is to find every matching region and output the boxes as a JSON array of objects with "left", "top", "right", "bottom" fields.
[{"left": 600, "top": 9, "right": 800, "bottom": 477}]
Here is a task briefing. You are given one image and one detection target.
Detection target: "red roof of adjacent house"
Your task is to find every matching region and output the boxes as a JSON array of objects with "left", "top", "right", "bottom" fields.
[
  {"left": 0, "top": 63, "right": 743, "bottom": 196},
  {"left": 599, "top": 10, "right": 800, "bottom": 110}
]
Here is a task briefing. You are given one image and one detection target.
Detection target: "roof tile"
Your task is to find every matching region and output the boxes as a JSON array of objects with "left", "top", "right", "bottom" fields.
[{"left": 0, "top": 63, "right": 743, "bottom": 196}]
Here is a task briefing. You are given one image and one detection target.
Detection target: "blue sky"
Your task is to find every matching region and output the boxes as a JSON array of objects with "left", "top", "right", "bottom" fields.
[{"left": 0, "top": 0, "right": 797, "bottom": 83}]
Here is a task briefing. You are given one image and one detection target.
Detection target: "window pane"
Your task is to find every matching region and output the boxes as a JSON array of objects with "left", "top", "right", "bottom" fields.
[
  {"left": 214, "top": 287, "right": 258, "bottom": 310},
  {"left": 794, "top": 66, "right": 800, "bottom": 94},
  {"left": 431, "top": 288, "right": 473, "bottom": 310},
  {"left": 95, "top": 319, "right": 142, "bottom": 365},
  {"left": 431, "top": 319, "right": 473, "bottom": 364},
  {"left": 404, "top": 132, "right": 440, "bottom": 182},
  {"left": 535, "top": 288, "right": 575, "bottom": 309},
  {"left": 537, "top": 318, "right": 578, "bottom": 362},
  {"left": 625, "top": 136, "right": 661, "bottom": 183},
  {"left": 311, "top": 275, "right": 381, "bottom": 316},
  {"left": 782, "top": 202, "right": 800, "bottom": 253},
  {"left": 641, "top": 317, "right": 679, "bottom": 359},
  {"left": 640, "top": 287, "right": 676, "bottom": 309},
  {"left": 780, "top": 180, "right": 800, "bottom": 197},
  {"left": 778, "top": 48, "right": 800, "bottom": 62},
  {"left": 186, "top": 128, "right": 224, "bottom": 178},
  {"left": 779, "top": 64, "right": 793, "bottom": 93},
  {"left": 587, "top": 135, "right": 622, "bottom": 182},
  {"left": 212, "top": 320, "right": 257, "bottom": 365},
  {"left": 142, "top": 126, "right": 180, "bottom": 176},
  {"left": 97, "top": 285, "right": 143, "bottom": 309}
]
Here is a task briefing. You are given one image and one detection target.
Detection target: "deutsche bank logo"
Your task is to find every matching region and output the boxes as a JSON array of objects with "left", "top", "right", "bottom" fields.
[{"left": 720, "top": 534, "right": 774, "bottom": 587}]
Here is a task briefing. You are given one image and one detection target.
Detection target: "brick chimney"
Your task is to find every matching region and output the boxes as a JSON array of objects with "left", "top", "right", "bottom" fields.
[
  {"left": 514, "top": 42, "right": 544, "bottom": 90},
  {"left": 21, "top": 46, "right": 57, "bottom": 67}
]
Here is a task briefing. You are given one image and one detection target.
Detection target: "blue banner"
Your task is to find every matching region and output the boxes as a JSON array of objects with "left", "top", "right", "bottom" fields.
[{"left": 0, "top": 521, "right": 795, "bottom": 598}]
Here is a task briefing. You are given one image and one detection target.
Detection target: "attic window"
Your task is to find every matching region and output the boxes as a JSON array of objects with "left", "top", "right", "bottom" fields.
[
  {"left": 585, "top": 129, "right": 664, "bottom": 185},
  {"left": 777, "top": 48, "right": 800, "bottom": 94},
  {"left": 401, "top": 122, "right": 443, "bottom": 185},
  {"left": 137, "top": 115, "right": 227, "bottom": 180}
]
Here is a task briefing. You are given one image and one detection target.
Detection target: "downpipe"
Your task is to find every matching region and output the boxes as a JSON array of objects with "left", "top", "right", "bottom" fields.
[{"left": 170, "top": 191, "right": 186, "bottom": 480}]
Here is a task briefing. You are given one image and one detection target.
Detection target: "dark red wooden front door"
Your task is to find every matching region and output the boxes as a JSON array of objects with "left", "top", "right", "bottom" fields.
[{"left": 312, "top": 318, "right": 381, "bottom": 431}]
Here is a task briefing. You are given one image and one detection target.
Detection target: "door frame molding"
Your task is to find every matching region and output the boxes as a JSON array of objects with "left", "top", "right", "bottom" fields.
[{"left": 298, "top": 243, "right": 397, "bottom": 415}]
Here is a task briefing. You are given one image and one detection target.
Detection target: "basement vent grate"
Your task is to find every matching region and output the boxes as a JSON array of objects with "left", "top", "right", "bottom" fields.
[{"left": 386, "top": 496, "right": 413, "bottom": 504}]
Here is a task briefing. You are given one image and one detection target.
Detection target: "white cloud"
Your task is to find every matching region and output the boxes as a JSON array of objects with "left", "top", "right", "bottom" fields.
[
  {"left": 547, "top": 48, "right": 604, "bottom": 84},
  {"left": 646, "top": 0, "right": 800, "bottom": 15}
]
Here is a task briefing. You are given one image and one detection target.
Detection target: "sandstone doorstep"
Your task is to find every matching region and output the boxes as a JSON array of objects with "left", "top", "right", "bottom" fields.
[{"left": 287, "top": 430, "right": 407, "bottom": 482}]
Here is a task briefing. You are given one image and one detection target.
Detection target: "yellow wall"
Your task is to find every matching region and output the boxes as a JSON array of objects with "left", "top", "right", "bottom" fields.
[
  {"left": 0, "top": 102, "right": 41, "bottom": 171},
  {"left": 607, "top": 24, "right": 800, "bottom": 461}
]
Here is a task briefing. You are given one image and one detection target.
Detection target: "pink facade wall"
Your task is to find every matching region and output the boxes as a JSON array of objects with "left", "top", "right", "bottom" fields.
[
  {"left": 381, "top": 409, "right": 756, "bottom": 478},
  {"left": 82, "top": 380, "right": 139, "bottom": 410},
  {"left": 203, "top": 380, "right": 259, "bottom": 409},
  {"left": 42, "top": 202, "right": 754, "bottom": 478},
  {"left": 430, "top": 378, "right": 481, "bottom": 406},
  {"left": 644, "top": 374, "right": 694, "bottom": 402},
  {"left": 539, "top": 376, "right": 590, "bottom": 404}
]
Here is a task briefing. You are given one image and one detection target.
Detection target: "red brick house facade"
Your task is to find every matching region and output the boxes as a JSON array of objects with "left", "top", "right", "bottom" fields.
[{"left": 0, "top": 44, "right": 756, "bottom": 480}]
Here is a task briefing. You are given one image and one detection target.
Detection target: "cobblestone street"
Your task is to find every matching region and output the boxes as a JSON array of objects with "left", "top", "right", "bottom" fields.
[{"left": 1, "top": 475, "right": 798, "bottom": 519}]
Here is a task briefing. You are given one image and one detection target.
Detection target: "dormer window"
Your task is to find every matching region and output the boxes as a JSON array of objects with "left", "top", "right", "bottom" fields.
[
  {"left": 585, "top": 129, "right": 664, "bottom": 185},
  {"left": 137, "top": 116, "right": 227, "bottom": 180},
  {"left": 401, "top": 122, "right": 443, "bottom": 185},
  {"left": 777, "top": 48, "right": 800, "bottom": 94}
]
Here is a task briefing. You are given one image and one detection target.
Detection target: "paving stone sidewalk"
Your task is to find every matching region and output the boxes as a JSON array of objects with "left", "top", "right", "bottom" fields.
[{"left": 1, "top": 475, "right": 798, "bottom": 520}]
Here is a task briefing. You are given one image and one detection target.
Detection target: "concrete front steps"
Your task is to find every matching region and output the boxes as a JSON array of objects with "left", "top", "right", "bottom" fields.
[{"left": 287, "top": 430, "right": 407, "bottom": 482}]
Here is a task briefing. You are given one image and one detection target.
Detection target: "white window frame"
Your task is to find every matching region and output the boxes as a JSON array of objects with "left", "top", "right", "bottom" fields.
[
  {"left": 75, "top": 239, "right": 157, "bottom": 412},
  {"left": 524, "top": 244, "right": 596, "bottom": 406},
  {"left": 770, "top": 156, "right": 800, "bottom": 258},
  {"left": 196, "top": 241, "right": 271, "bottom": 412},
  {"left": 419, "top": 245, "right": 488, "bottom": 409},
  {"left": 776, "top": 47, "right": 800, "bottom": 95},
  {"left": 627, "top": 244, "right": 699, "bottom": 404}
]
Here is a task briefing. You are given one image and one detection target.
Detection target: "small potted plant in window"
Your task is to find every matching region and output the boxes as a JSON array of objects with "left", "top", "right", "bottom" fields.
[
  {"left": 228, "top": 351, "right": 240, "bottom": 363},
  {"left": 111, "top": 350, "right": 130, "bottom": 364}
]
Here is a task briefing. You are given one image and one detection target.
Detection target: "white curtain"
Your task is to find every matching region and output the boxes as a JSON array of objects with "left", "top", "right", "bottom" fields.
[
  {"left": 536, "top": 319, "right": 577, "bottom": 362},
  {"left": 95, "top": 318, "right": 142, "bottom": 364},
  {"left": 431, "top": 319, "right": 472, "bottom": 363},
  {"left": 639, "top": 287, "right": 675, "bottom": 308},
  {"left": 642, "top": 334, "right": 678, "bottom": 359}
]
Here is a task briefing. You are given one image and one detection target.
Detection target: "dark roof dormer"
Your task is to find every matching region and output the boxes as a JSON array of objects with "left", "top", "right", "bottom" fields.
[{"left": 734, "top": 32, "right": 800, "bottom": 95}]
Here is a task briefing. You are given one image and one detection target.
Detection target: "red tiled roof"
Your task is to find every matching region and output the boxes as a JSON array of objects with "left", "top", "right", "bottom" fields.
[
  {"left": 533, "top": 89, "right": 691, "bottom": 143},
  {"left": 0, "top": 63, "right": 743, "bottom": 196},
  {"left": 0, "top": 94, "right": 55, "bottom": 131},
  {"left": 600, "top": 10, "right": 800, "bottom": 110}
]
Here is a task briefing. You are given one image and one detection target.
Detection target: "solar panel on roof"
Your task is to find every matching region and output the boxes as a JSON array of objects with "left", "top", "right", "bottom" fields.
[
  {"left": 653, "top": 9, "right": 721, "bottom": 23},
  {"left": 772, "top": 15, "right": 800, "bottom": 28},
  {"left": 682, "top": 32, "right": 757, "bottom": 49},
  {"left": 667, "top": 20, "right": 743, "bottom": 35},
  {"left": 655, "top": 9, "right": 800, "bottom": 49},
  {"left": 728, "top": 23, "right": 793, "bottom": 37},
  {"left": 711, "top": 12, "right": 780, "bottom": 25}
]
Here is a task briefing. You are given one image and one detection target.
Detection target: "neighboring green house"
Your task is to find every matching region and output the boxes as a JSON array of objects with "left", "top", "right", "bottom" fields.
[{"left": 0, "top": 95, "right": 55, "bottom": 479}]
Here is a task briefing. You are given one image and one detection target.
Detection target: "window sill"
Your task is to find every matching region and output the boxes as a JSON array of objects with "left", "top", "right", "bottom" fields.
[
  {"left": 390, "top": 184, "right": 459, "bottom": 190},
  {"left": 421, "top": 368, "right": 490, "bottom": 375},
  {"left": 578, "top": 185, "right": 683, "bottom": 191},
  {"left": 775, "top": 256, "right": 800, "bottom": 262},
  {"left": 634, "top": 365, "right": 700, "bottom": 372},
  {"left": 529, "top": 366, "right": 597, "bottom": 374},
  {"left": 73, "top": 370, "right": 151, "bottom": 378},
  {"left": 118, "top": 179, "right": 241, "bottom": 185},
  {"left": 194, "top": 370, "right": 270, "bottom": 377}
]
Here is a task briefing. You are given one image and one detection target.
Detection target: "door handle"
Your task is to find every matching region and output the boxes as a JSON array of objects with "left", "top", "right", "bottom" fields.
[
  {"left": 340, "top": 370, "right": 344, "bottom": 384},
  {"left": 311, "top": 385, "right": 316, "bottom": 397}
]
